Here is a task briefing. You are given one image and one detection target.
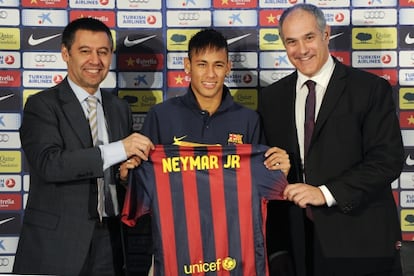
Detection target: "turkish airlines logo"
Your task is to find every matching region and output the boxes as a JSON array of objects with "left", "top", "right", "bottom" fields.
[{"left": 28, "top": 33, "right": 61, "bottom": 46}]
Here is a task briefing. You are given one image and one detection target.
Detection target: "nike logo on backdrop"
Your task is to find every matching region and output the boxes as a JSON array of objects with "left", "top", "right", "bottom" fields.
[
  {"left": 123, "top": 35, "right": 157, "bottom": 47},
  {"left": 0, "top": 217, "right": 15, "bottom": 226},
  {"left": 329, "top": 32, "right": 344, "bottom": 40},
  {"left": 0, "top": 94, "right": 14, "bottom": 102},
  {"left": 28, "top": 33, "right": 62, "bottom": 46},
  {"left": 405, "top": 33, "right": 414, "bottom": 45},
  {"left": 406, "top": 154, "right": 414, "bottom": 166},
  {"left": 227, "top": 34, "right": 251, "bottom": 45}
]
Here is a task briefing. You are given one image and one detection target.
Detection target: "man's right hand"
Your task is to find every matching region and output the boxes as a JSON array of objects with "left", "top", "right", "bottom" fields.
[{"left": 122, "top": 133, "right": 154, "bottom": 161}]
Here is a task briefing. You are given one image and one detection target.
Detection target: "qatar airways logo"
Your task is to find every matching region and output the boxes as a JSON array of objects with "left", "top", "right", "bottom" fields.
[
  {"left": 323, "top": 9, "right": 349, "bottom": 26},
  {"left": 69, "top": 0, "right": 115, "bottom": 9}
]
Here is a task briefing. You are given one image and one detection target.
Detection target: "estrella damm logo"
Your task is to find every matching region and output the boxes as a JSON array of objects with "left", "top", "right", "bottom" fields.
[{"left": 183, "top": 257, "right": 237, "bottom": 274}]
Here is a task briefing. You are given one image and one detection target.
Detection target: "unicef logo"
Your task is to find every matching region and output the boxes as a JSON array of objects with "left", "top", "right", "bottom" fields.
[{"left": 222, "top": 257, "right": 237, "bottom": 271}]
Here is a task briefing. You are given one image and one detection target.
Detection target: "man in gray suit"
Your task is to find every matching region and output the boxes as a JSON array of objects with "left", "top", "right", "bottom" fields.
[{"left": 13, "top": 18, "right": 153, "bottom": 276}]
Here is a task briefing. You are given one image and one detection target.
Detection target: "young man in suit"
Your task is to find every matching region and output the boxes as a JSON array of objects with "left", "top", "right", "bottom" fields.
[
  {"left": 13, "top": 17, "right": 153, "bottom": 276},
  {"left": 258, "top": 4, "right": 404, "bottom": 276}
]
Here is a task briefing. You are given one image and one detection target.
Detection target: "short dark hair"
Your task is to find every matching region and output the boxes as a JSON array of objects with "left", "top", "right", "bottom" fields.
[
  {"left": 62, "top": 17, "right": 113, "bottom": 51},
  {"left": 188, "top": 28, "right": 228, "bottom": 60}
]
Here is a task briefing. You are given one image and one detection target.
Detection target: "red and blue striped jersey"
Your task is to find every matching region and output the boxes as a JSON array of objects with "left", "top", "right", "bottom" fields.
[{"left": 122, "top": 144, "right": 288, "bottom": 276}]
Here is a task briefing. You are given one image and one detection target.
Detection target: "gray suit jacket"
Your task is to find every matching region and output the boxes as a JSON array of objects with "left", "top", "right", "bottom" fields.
[{"left": 13, "top": 78, "right": 132, "bottom": 276}]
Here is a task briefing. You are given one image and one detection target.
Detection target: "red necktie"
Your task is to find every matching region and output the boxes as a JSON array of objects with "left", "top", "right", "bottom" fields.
[
  {"left": 304, "top": 80, "right": 316, "bottom": 220},
  {"left": 304, "top": 80, "right": 316, "bottom": 160}
]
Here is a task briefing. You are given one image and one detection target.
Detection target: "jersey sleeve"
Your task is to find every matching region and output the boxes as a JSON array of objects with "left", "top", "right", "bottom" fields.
[
  {"left": 252, "top": 144, "right": 288, "bottom": 201},
  {"left": 121, "top": 163, "right": 152, "bottom": 227}
]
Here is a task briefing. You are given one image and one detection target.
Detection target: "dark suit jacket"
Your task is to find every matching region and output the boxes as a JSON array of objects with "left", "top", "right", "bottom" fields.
[
  {"left": 13, "top": 78, "right": 132, "bottom": 276},
  {"left": 258, "top": 58, "right": 404, "bottom": 274}
]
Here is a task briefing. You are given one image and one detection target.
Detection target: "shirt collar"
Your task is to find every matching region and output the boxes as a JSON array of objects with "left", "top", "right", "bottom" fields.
[
  {"left": 297, "top": 56, "right": 335, "bottom": 89},
  {"left": 67, "top": 77, "right": 102, "bottom": 104},
  {"left": 183, "top": 84, "right": 234, "bottom": 113}
]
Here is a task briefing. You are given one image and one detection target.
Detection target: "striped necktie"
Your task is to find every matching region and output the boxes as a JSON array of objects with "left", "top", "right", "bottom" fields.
[{"left": 86, "top": 96, "right": 115, "bottom": 221}]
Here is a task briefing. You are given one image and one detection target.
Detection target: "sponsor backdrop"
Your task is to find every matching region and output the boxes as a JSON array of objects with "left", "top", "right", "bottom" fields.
[{"left": 0, "top": 0, "right": 414, "bottom": 273}]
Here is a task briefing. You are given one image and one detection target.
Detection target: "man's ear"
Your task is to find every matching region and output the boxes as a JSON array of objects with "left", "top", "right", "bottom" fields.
[
  {"left": 184, "top": 57, "right": 190, "bottom": 74},
  {"left": 61, "top": 46, "right": 69, "bottom": 61}
]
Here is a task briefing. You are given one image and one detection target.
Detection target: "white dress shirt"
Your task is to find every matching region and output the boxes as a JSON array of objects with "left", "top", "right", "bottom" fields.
[{"left": 295, "top": 56, "right": 337, "bottom": 207}]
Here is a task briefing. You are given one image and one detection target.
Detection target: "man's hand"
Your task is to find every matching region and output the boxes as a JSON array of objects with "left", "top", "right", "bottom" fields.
[
  {"left": 119, "top": 156, "right": 141, "bottom": 181},
  {"left": 283, "top": 183, "right": 326, "bottom": 208},
  {"left": 122, "top": 133, "right": 154, "bottom": 161},
  {"left": 264, "top": 147, "right": 291, "bottom": 176}
]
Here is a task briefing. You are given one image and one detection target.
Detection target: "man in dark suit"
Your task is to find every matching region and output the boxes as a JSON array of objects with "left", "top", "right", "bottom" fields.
[
  {"left": 258, "top": 4, "right": 404, "bottom": 276},
  {"left": 13, "top": 18, "right": 153, "bottom": 276}
]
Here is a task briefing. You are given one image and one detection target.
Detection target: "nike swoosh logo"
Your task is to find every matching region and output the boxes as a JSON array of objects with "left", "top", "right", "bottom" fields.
[
  {"left": 0, "top": 217, "right": 14, "bottom": 225},
  {"left": 123, "top": 35, "right": 157, "bottom": 47},
  {"left": 329, "top": 32, "right": 344, "bottom": 40},
  {"left": 405, "top": 33, "right": 414, "bottom": 45},
  {"left": 173, "top": 135, "right": 187, "bottom": 143},
  {"left": 406, "top": 154, "right": 414, "bottom": 166},
  {"left": 227, "top": 34, "right": 251, "bottom": 45},
  {"left": 0, "top": 94, "right": 13, "bottom": 102},
  {"left": 28, "top": 33, "right": 62, "bottom": 46}
]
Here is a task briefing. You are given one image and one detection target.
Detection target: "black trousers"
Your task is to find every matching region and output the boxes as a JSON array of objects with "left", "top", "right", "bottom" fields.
[
  {"left": 80, "top": 217, "right": 125, "bottom": 276},
  {"left": 306, "top": 219, "right": 403, "bottom": 276}
]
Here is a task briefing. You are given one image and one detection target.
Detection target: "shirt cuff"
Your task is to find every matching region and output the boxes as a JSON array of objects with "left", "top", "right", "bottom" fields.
[
  {"left": 319, "top": 185, "right": 337, "bottom": 207},
  {"left": 99, "top": 141, "right": 127, "bottom": 170}
]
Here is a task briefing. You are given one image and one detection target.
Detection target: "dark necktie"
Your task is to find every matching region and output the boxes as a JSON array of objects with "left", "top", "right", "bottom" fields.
[
  {"left": 304, "top": 80, "right": 316, "bottom": 160},
  {"left": 304, "top": 80, "right": 316, "bottom": 220},
  {"left": 87, "top": 96, "right": 115, "bottom": 221}
]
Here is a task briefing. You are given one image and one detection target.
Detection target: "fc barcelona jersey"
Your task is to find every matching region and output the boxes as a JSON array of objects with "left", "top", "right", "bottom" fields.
[{"left": 122, "top": 144, "right": 288, "bottom": 276}]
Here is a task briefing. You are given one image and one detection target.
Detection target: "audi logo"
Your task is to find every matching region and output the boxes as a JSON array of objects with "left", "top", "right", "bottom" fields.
[
  {"left": 0, "top": 10, "right": 7, "bottom": 19},
  {"left": 229, "top": 54, "right": 247, "bottom": 63},
  {"left": 0, "top": 134, "right": 9, "bottom": 142},
  {"left": 363, "top": 11, "right": 385, "bottom": 19},
  {"left": 178, "top": 12, "right": 200, "bottom": 21},
  {"left": 129, "top": 0, "right": 149, "bottom": 2},
  {"left": 35, "top": 54, "right": 57, "bottom": 63},
  {"left": 0, "top": 258, "right": 9, "bottom": 266}
]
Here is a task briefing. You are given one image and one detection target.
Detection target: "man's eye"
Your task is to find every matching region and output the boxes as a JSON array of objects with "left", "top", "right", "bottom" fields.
[{"left": 306, "top": 35, "right": 315, "bottom": 41}]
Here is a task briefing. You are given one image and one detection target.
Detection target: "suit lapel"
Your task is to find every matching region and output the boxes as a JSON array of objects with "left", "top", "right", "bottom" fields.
[
  {"left": 101, "top": 91, "right": 117, "bottom": 142},
  {"left": 313, "top": 60, "right": 347, "bottom": 138},
  {"left": 59, "top": 78, "right": 93, "bottom": 148},
  {"left": 285, "top": 73, "right": 300, "bottom": 147}
]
